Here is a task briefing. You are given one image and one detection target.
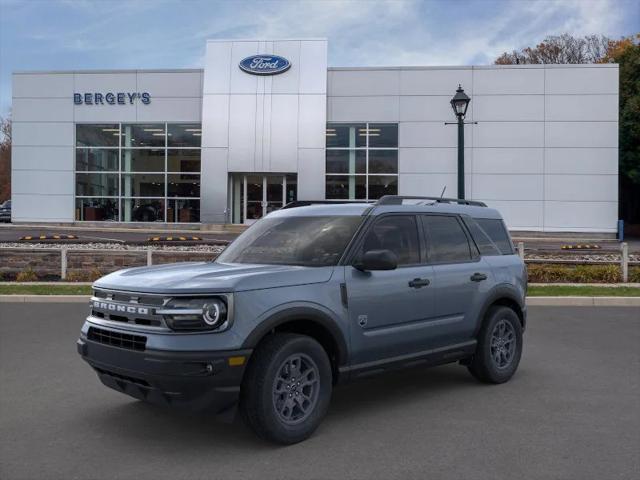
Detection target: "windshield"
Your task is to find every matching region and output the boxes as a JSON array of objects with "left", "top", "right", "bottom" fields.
[{"left": 216, "top": 216, "right": 363, "bottom": 267}]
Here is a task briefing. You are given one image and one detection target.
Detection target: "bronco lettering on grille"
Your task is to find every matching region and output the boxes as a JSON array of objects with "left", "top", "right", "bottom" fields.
[{"left": 92, "top": 301, "right": 149, "bottom": 315}]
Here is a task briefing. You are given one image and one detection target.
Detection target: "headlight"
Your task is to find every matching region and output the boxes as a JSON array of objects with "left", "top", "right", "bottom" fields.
[{"left": 157, "top": 296, "right": 230, "bottom": 332}]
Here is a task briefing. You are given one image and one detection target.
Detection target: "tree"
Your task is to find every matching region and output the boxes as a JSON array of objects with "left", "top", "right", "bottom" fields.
[
  {"left": 495, "top": 34, "right": 610, "bottom": 64},
  {"left": 495, "top": 33, "right": 640, "bottom": 226},
  {"left": 602, "top": 35, "right": 640, "bottom": 227},
  {"left": 0, "top": 115, "right": 10, "bottom": 202}
]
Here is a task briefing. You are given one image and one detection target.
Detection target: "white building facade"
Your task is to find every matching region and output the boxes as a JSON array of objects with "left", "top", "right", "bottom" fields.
[{"left": 11, "top": 39, "right": 619, "bottom": 232}]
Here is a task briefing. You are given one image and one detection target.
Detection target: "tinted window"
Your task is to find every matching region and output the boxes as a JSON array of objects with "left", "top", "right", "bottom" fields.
[
  {"left": 76, "top": 124, "right": 119, "bottom": 147},
  {"left": 476, "top": 218, "right": 514, "bottom": 255},
  {"left": 360, "top": 215, "right": 420, "bottom": 265},
  {"left": 217, "top": 216, "right": 363, "bottom": 267},
  {"left": 423, "top": 215, "right": 472, "bottom": 263},
  {"left": 463, "top": 217, "right": 501, "bottom": 256}
]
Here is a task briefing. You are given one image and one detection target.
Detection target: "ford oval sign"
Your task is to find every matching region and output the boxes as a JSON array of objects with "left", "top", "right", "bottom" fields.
[{"left": 239, "top": 55, "right": 291, "bottom": 75}]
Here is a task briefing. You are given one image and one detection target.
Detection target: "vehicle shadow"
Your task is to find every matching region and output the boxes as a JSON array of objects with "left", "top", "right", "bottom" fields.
[{"left": 79, "top": 363, "right": 481, "bottom": 451}]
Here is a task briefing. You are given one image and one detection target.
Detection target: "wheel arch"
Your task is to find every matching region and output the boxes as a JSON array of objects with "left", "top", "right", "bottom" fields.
[
  {"left": 241, "top": 306, "right": 349, "bottom": 382},
  {"left": 476, "top": 284, "right": 526, "bottom": 335}
]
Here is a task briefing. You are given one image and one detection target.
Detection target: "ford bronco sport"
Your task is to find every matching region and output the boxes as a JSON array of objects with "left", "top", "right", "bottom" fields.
[{"left": 77, "top": 195, "right": 527, "bottom": 444}]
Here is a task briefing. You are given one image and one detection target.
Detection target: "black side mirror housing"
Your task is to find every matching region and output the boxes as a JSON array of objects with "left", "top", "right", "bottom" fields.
[{"left": 354, "top": 249, "right": 398, "bottom": 271}]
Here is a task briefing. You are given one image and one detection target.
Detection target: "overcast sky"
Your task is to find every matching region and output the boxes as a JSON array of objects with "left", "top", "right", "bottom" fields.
[{"left": 0, "top": 0, "right": 638, "bottom": 116}]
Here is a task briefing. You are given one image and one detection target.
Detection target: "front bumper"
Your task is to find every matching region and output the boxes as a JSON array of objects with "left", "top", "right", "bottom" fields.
[{"left": 77, "top": 333, "right": 252, "bottom": 416}]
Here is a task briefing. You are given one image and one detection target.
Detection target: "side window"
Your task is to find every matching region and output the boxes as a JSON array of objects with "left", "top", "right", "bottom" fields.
[
  {"left": 360, "top": 215, "right": 420, "bottom": 265},
  {"left": 422, "top": 215, "right": 472, "bottom": 263},
  {"left": 463, "top": 217, "right": 502, "bottom": 256},
  {"left": 475, "top": 218, "right": 514, "bottom": 255}
]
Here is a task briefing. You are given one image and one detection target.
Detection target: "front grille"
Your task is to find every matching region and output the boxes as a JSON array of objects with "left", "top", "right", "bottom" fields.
[
  {"left": 88, "top": 326, "right": 147, "bottom": 351},
  {"left": 90, "top": 288, "right": 167, "bottom": 329}
]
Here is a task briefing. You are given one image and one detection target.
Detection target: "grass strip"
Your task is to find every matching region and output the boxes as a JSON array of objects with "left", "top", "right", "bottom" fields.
[{"left": 0, "top": 284, "right": 92, "bottom": 295}]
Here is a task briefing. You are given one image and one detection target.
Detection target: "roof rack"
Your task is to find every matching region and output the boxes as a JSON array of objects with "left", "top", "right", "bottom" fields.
[
  {"left": 281, "top": 200, "right": 375, "bottom": 210},
  {"left": 376, "top": 195, "right": 487, "bottom": 207}
]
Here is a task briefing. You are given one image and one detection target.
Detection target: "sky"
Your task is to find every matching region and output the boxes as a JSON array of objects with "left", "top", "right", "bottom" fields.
[{"left": 0, "top": 0, "right": 638, "bottom": 116}]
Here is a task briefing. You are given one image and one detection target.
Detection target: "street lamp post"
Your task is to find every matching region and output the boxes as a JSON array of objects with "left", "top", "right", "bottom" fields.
[{"left": 449, "top": 85, "right": 471, "bottom": 199}]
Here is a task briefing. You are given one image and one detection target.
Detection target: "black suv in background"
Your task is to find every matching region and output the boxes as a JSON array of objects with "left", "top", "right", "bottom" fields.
[{"left": 0, "top": 200, "right": 10, "bottom": 222}]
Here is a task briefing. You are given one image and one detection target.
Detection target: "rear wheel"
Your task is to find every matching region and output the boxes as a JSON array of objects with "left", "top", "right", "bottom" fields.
[
  {"left": 468, "top": 306, "right": 523, "bottom": 384},
  {"left": 240, "top": 333, "right": 332, "bottom": 444}
]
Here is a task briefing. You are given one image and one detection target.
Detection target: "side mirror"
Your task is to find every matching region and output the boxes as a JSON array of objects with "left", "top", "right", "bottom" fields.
[{"left": 354, "top": 249, "right": 398, "bottom": 271}]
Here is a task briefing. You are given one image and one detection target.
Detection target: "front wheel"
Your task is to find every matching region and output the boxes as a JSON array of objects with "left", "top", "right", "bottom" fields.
[
  {"left": 240, "top": 333, "right": 332, "bottom": 444},
  {"left": 468, "top": 306, "right": 523, "bottom": 384}
]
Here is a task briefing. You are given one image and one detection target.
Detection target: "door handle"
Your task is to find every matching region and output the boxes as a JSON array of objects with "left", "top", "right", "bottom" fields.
[
  {"left": 470, "top": 272, "right": 488, "bottom": 282},
  {"left": 409, "top": 278, "right": 430, "bottom": 288}
]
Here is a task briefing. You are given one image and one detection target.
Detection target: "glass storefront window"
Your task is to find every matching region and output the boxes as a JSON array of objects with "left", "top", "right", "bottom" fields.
[
  {"left": 121, "top": 198, "right": 165, "bottom": 222},
  {"left": 369, "top": 150, "right": 398, "bottom": 174},
  {"left": 75, "top": 148, "right": 118, "bottom": 172},
  {"left": 167, "top": 150, "right": 200, "bottom": 173},
  {"left": 326, "top": 150, "right": 366, "bottom": 174},
  {"left": 168, "top": 124, "right": 202, "bottom": 147},
  {"left": 75, "top": 123, "right": 201, "bottom": 222},
  {"left": 325, "top": 123, "right": 398, "bottom": 200},
  {"left": 326, "top": 123, "right": 366, "bottom": 148},
  {"left": 121, "top": 149, "right": 165, "bottom": 172},
  {"left": 75, "top": 198, "right": 119, "bottom": 221},
  {"left": 326, "top": 175, "right": 366, "bottom": 200},
  {"left": 368, "top": 176, "right": 398, "bottom": 199},
  {"left": 167, "top": 174, "right": 200, "bottom": 197},
  {"left": 368, "top": 123, "right": 398, "bottom": 148},
  {"left": 76, "top": 173, "right": 118, "bottom": 197},
  {"left": 76, "top": 124, "right": 120, "bottom": 147},
  {"left": 121, "top": 124, "right": 166, "bottom": 148},
  {"left": 167, "top": 199, "right": 200, "bottom": 223},
  {"left": 121, "top": 174, "right": 165, "bottom": 197}
]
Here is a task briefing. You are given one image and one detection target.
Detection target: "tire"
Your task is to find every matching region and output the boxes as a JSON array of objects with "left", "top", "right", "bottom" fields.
[
  {"left": 240, "top": 333, "right": 332, "bottom": 444},
  {"left": 468, "top": 306, "right": 523, "bottom": 384}
]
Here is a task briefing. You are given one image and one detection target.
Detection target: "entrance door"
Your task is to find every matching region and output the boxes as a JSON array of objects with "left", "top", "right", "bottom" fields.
[
  {"left": 230, "top": 174, "right": 296, "bottom": 224},
  {"left": 245, "top": 175, "right": 264, "bottom": 224}
]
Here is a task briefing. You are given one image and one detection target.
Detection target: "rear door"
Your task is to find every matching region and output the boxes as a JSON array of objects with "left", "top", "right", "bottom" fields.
[
  {"left": 345, "top": 214, "right": 436, "bottom": 365},
  {"left": 420, "top": 214, "right": 493, "bottom": 346}
]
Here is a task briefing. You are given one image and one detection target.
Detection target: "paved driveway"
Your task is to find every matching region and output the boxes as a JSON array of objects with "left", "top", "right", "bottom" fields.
[{"left": 1, "top": 304, "right": 638, "bottom": 480}]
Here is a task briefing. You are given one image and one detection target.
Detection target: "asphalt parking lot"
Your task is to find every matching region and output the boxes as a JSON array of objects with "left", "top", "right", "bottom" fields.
[{"left": 1, "top": 303, "right": 638, "bottom": 480}]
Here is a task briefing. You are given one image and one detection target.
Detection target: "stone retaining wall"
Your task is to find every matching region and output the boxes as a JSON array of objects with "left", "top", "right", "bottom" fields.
[{"left": 0, "top": 248, "right": 218, "bottom": 281}]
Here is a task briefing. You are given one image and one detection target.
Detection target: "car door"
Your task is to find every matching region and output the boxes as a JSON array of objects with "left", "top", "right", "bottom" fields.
[
  {"left": 420, "top": 214, "right": 493, "bottom": 346},
  {"left": 345, "top": 214, "right": 436, "bottom": 365}
]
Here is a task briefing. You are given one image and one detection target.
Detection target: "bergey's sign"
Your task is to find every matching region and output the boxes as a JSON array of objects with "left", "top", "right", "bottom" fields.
[
  {"left": 239, "top": 55, "right": 291, "bottom": 75},
  {"left": 74, "top": 92, "right": 151, "bottom": 105}
]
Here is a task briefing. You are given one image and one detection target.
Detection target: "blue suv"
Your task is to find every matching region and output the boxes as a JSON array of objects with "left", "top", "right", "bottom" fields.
[{"left": 78, "top": 195, "right": 527, "bottom": 444}]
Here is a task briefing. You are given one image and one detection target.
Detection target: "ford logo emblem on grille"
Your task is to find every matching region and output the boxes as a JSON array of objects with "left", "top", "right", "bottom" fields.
[
  {"left": 239, "top": 55, "right": 291, "bottom": 75},
  {"left": 92, "top": 300, "right": 149, "bottom": 315}
]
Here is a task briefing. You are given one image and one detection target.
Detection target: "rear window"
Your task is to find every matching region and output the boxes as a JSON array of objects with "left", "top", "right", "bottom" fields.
[{"left": 473, "top": 218, "right": 514, "bottom": 255}]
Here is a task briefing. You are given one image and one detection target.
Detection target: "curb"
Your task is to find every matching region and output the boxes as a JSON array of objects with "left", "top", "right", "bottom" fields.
[
  {"left": 528, "top": 283, "right": 640, "bottom": 288},
  {"left": 526, "top": 296, "right": 640, "bottom": 306},
  {"left": 1, "top": 295, "right": 640, "bottom": 306}
]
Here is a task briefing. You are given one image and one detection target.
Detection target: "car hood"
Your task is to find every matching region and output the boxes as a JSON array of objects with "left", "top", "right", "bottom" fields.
[{"left": 93, "top": 261, "right": 335, "bottom": 294}]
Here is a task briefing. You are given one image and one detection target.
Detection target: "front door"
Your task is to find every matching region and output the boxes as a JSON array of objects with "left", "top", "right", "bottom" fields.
[{"left": 346, "top": 214, "right": 436, "bottom": 365}]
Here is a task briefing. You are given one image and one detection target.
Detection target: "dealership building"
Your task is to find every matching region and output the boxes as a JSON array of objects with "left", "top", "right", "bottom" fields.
[{"left": 11, "top": 39, "right": 619, "bottom": 232}]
